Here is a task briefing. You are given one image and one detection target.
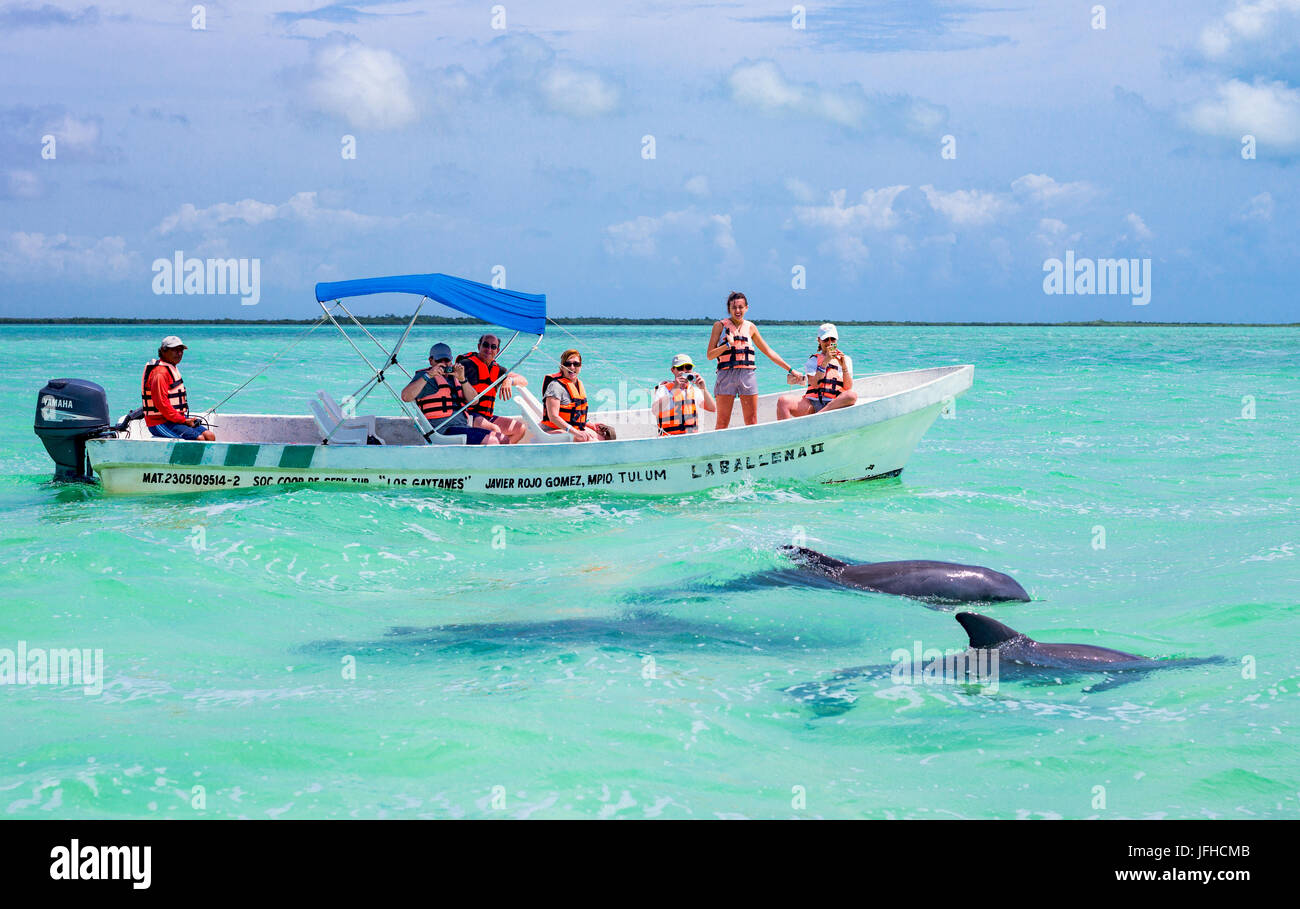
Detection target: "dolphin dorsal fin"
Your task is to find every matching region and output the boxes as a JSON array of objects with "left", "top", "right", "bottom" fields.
[{"left": 956, "top": 612, "right": 1023, "bottom": 648}]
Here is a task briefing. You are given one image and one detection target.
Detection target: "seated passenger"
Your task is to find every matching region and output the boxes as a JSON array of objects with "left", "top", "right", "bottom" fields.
[
  {"left": 776, "top": 323, "right": 859, "bottom": 420},
  {"left": 142, "top": 335, "right": 216, "bottom": 441},
  {"left": 401, "top": 343, "right": 503, "bottom": 444},
  {"left": 540, "top": 349, "right": 601, "bottom": 441},
  {"left": 652, "top": 353, "right": 716, "bottom": 435},
  {"left": 459, "top": 334, "right": 528, "bottom": 444}
]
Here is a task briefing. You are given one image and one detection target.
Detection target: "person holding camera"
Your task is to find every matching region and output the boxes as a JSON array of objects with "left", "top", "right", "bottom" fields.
[
  {"left": 401, "top": 343, "right": 503, "bottom": 444},
  {"left": 653, "top": 353, "right": 716, "bottom": 435},
  {"left": 776, "top": 324, "right": 858, "bottom": 420}
]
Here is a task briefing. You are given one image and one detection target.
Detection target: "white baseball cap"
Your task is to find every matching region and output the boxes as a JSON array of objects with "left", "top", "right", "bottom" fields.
[
  {"left": 817, "top": 323, "right": 838, "bottom": 341},
  {"left": 160, "top": 335, "right": 187, "bottom": 349},
  {"left": 671, "top": 353, "right": 695, "bottom": 369}
]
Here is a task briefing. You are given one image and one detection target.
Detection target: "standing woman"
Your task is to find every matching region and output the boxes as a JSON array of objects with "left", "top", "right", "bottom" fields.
[{"left": 706, "top": 291, "right": 799, "bottom": 429}]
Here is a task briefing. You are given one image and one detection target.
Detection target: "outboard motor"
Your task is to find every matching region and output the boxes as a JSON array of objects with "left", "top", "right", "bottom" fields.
[{"left": 34, "top": 378, "right": 113, "bottom": 482}]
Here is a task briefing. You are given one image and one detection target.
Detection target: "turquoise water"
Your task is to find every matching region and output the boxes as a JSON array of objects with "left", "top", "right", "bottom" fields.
[{"left": 1, "top": 324, "right": 1296, "bottom": 819}]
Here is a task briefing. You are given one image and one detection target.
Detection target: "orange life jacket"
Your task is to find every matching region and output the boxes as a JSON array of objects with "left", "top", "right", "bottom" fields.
[
  {"left": 716, "top": 320, "right": 756, "bottom": 370},
  {"left": 655, "top": 381, "right": 699, "bottom": 435},
  {"left": 804, "top": 351, "right": 845, "bottom": 402},
  {"left": 460, "top": 352, "right": 502, "bottom": 419},
  {"left": 415, "top": 370, "right": 461, "bottom": 422},
  {"left": 539, "top": 372, "right": 588, "bottom": 431},
  {"left": 141, "top": 359, "right": 188, "bottom": 422}
]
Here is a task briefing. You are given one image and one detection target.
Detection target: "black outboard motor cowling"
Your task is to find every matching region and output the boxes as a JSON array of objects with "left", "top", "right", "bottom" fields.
[{"left": 34, "top": 378, "right": 111, "bottom": 482}]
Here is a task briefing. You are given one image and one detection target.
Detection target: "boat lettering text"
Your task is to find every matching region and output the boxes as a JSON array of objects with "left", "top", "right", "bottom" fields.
[
  {"left": 141, "top": 471, "right": 240, "bottom": 487},
  {"left": 689, "top": 442, "right": 824, "bottom": 479}
]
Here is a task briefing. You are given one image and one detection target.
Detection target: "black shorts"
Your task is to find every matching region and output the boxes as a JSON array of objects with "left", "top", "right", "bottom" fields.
[{"left": 438, "top": 426, "right": 492, "bottom": 445}]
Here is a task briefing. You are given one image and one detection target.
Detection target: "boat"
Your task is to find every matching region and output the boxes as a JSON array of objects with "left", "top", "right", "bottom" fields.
[{"left": 33, "top": 273, "right": 974, "bottom": 496}]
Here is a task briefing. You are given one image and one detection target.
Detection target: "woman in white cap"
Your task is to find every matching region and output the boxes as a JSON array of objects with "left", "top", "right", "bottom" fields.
[
  {"left": 652, "top": 353, "right": 716, "bottom": 435},
  {"left": 705, "top": 291, "right": 799, "bottom": 429},
  {"left": 776, "top": 323, "right": 858, "bottom": 420}
]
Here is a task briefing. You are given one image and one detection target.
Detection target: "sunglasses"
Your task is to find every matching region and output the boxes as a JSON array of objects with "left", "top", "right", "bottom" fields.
[
  {"left": 433, "top": 358, "right": 451, "bottom": 364},
  {"left": 480, "top": 342, "right": 499, "bottom": 350},
  {"left": 563, "top": 360, "right": 582, "bottom": 367},
  {"left": 673, "top": 365, "right": 693, "bottom": 371}
]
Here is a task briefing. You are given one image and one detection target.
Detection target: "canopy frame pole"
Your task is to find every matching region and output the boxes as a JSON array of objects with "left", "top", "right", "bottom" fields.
[
  {"left": 319, "top": 299, "right": 430, "bottom": 443},
  {"left": 336, "top": 297, "right": 423, "bottom": 383},
  {"left": 429, "top": 330, "right": 539, "bottom": 438}
]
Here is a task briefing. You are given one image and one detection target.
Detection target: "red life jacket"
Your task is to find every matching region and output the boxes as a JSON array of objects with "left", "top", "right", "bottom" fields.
[
  {"left": 655, "top": 381, "right": 699, "bottom": 435},
  {"left": 460, "top": 352, "right": 502, "bottom": 419},
  {"left": 539, "top": 372, "right": 588, "bottom": 431},
  {"left": 141, "top": 359, "right": 188, "bottom": 424},
  {"left": 415, "top": 370, "right": 461, "bottom": 422},
  {"left": 804, "top": 352, "right": 845, "bottom": 402},
  {"left": 716, "top": 320, "right": 756, "bottom": 370}
]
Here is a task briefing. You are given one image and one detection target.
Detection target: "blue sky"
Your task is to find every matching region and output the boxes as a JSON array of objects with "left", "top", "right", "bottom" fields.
[{"left": 1, "top": 0, "right": 1298, "bottom": 322}]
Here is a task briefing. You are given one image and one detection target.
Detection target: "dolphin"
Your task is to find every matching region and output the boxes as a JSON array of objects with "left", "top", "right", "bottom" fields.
[
  {"left": 784, "top": 612, "right": 1226, "bottom": 713},
  {"left": 302, "top": 611, "right": 823, "bottom": 658},
  {"left": 780, "top": 546, "right": 1031, "bottom": 605},
  {"left": 954, "top": 612, "right": 1224, "bottom": 674}
]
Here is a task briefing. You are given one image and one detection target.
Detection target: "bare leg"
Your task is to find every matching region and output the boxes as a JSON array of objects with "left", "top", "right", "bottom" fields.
[
  {"left": 714, "top": 394, "right": 736, "bottom": 430},
  {"left": 788, "top": 397, "right": 816, "bottom": 419},
  {"left": 740, "top": 394, "right": 758, "bottom": 425},
  {"left": 776, "top": 393, "right": 801, "bottom": 421}
]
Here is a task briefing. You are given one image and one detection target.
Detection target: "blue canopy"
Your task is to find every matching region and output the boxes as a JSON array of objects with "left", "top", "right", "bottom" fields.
[{"left": 315, "top": 273, "right": 546, "bottom": 335}]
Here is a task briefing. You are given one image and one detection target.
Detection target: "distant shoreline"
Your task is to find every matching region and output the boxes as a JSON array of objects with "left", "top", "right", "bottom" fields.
[{"left": 1, "top": 318, "right": 1296, "bottom": 328}]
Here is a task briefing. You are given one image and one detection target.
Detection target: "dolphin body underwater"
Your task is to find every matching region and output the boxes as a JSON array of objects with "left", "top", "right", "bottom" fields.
[
  {"left": 785, "top": 612, "right": 1227, "bottom": 714},
  {"left": 780, "top": 546, "right": 1031, "bottom": 605}
]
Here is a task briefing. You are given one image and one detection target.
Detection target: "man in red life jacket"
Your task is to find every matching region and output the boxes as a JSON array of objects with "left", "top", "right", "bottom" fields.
[
  {"left": 141, "top": 336, "right": 216, "bottom": 441},
  {"left": 400, "top": 343, "right": 504, "bottom": 444},
  {"left": 459, "top": 334, "right": 528, "bottom": 444},
  {"left": 776, "top": 323, "right": 859, "bottom": 420},
  {"left": 652, "top": 353, "right": 716, "bottom": 435}
]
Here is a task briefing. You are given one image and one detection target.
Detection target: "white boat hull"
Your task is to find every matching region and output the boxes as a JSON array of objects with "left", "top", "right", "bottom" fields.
[{"left": 87, "top": 365, "right": 972, "bottom": 496}]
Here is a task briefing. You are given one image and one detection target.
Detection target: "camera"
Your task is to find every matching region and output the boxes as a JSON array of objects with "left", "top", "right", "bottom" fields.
[{"left": 686, "top": 372, "right": 699, "bottom": 383}]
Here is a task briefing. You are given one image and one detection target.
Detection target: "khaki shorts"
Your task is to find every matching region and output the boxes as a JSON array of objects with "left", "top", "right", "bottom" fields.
[{"left": 714, "top": 368, "right": 758, "bottom": 397}]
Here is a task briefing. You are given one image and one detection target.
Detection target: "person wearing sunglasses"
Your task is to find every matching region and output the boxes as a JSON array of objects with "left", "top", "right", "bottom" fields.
[
  {"left": 706, "top": 291, "right": 798, "bottom": 429},
  {"left": 539, "top": 349, "right": 601, "bottom": 441},
  {"left": 652, "top": 353, "right": 716, "bottom": 436},
  {"left": 776, "top": 323, "right": 859, "bottom": 420},
  {"left": 400, "top": 342, "right": 503, "bottom": 444},
  {"left": 459, "top": 333, "right": 528, "bottom": 444}
]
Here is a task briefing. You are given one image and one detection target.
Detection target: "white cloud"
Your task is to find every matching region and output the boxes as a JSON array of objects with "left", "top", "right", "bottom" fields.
[
  {"left": 1198, "top": 0, "right": 1300, "bottom": 59},
  {"left": 1011, "top": 173, "right": 1095, "bottom": 206},
  {"left": 306, "top": 42, "right": 417, "bottom": 130},
  {"left": 604, "top": 209, "right": 735, "bottom": 257},
  {"left": 727, "top": 61, "right": 942, "bottom": 133},
  {"left": 46, "top": 113, "right": 100, "bottom": 152},
  {"left": 157, "top": 192, "right": 408, "bottom": 234},
  {"left": 1, "top": 232, "right": 133, "bottom": 276},
  {"left": 539, "top": 67, "right": 619, "bottom": 117},
  {"left": 1187, "top": 78, "right": 1300, "bottom": 147},
  {"left": 795, "top": 186, "right": 909, "bottom": 231},
  {"left": 4, "top": 169, "right": 42, "bottom": 199},
  {"left": 785, "top": 177, "right": 815, "bottom": 202},
  {"left": 1238, "top": 191, "right": 1275, "bottom": 220},
  {"left": 1126, "top": 212, "right": 1153, "bottom": 240},
  {"left": 921, "top": 185, "right": 1014, "bottom": 226},
  {"left": 684, "top": 175, "right": 710, "bottom": 197}
]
